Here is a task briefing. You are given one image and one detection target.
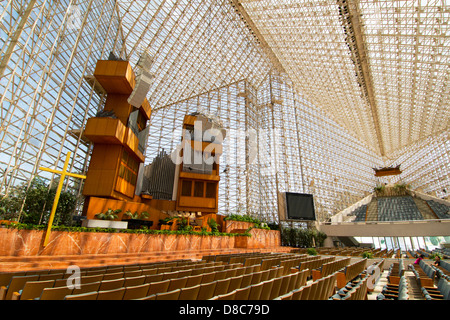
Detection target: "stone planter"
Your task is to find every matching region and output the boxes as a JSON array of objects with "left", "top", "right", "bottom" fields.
[
  {"left": 224, "top": 220, "right": 255, "bottom": 233},
  {"left": 235, "top": 229, "right": 281, "bottom": 249},
  {"left": 81, "top": 219, "right": 128, "bottom": 229},
  {"left": 0, "top": 227, "right": 281, "bottom": 257}
]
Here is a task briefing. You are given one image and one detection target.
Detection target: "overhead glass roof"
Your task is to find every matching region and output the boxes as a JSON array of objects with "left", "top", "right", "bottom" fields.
[
  {"left": 239, "top": 0, "right": 450, "bottom": 157},
  {"left": 0, "top": 0, "right": 448, "bottom": 220}
]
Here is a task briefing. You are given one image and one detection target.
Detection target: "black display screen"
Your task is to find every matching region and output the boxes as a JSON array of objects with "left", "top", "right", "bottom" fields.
[{"left": 285, "top": 192, "right": 316, "bottom": 221}]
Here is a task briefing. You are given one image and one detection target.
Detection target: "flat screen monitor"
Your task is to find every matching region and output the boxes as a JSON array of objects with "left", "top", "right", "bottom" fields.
[{"left": 285, "top": 192, "right": 316, "bottom": 221}]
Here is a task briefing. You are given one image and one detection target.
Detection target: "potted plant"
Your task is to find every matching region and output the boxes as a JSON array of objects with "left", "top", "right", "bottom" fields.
[
  {"left": 123, "top": 210, "right": 153, "bottom": 229},
  {"left": 95, "top": 208, "right": 121, "bottom": 220},
  {"left": 315, "top": 231, "right": 327, "bottom": 247},
  {"left": 393, "top": 183, "right": 409, "bottom": 196},
  {"left": 208, "top": 218, "right": 219, "bottom": 233},
  {"left": 374, "top": 184, "right": 385, "bottom": 197},
  {"left": 82, "top": 208, "right": 128, "bottom": 229}
]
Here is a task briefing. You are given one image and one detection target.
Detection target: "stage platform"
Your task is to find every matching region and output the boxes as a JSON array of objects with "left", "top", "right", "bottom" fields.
[{"left": 0, "top": 227, "right": 288, "bottom": 272}]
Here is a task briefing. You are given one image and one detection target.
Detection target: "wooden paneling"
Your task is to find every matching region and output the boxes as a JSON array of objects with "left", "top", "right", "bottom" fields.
[
  {"left": 115, "top": 176, "right": 136, "bottom": 199},
  {"left": 93, "top": 60, "right": 135, "bottom": 94},
  {"left": 374, "top": 168, "right": 402, "bottom": 177},
  {"left": 83, "top": 145, "right": 122, "bottom": 198},
  {"left": 140, "top": 98, "right": 152, "bottom": 121},
  {"left": 83, "top": 197, "right": 169, "bottom": 230},
  {"left": 183, "top": 115, "right": 197, "bottom": 126},
  {"left": 178, "top": 196, "right": 216, "bottom": 208},
  {"left": 83, "top": 117, "right": 125, "bottom": 144},
  {"left": 104, "top": 94, "right": 134, "bottom": 125},
  {"left": 178, "top": 171, "right": 220, "bottom": 181}
]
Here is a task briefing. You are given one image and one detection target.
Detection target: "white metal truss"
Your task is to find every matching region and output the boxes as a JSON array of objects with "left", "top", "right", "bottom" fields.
[
  {"left": 0, "top": 0, "right": 448, "bottom": 223},
  {"left": 239, "top": 0, "right": 450, "bottom": 158}
]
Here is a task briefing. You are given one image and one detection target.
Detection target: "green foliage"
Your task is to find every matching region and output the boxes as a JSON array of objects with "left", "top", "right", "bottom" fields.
[
  {"left": 208, "top": 218, "right": 219, "bottom": 233},
  {"left": 159, "top": 217, "right": 173, "bottom": 225},
  {"left": 140, "top": 211, "right": 150, "bottom": 219},
  {"left": 0, "top": 193, "right": 22, "bottom": 221},
  {"left": 123, "top": 210, "right": 150, "bottom": 220},
  {"left": 157, "top": 216, "right": 191, "bottom": 231},
  {"left": 315, "top": 230, "right": 328, "bottom": 247},
  {"left": 267, "top": 223, "right": 279, "bottom": 230},
  {"left": 393, "top": 183, "right": 409, "bottom": 191},
  {"left": 428, "top": 252, "right": 442, "bottom": 260},
  {"left": 123, "top": 210, "right": 137, "bottom": 219},
  {"left": 19, "top": 178, "right": 51, "bottom": 224},
  {"left": 307, "top": 248, "right": 318, "bottom": 256},
  {"left": 224, "top": 214, "right": 276, "bottom": 230},
  {"left": 428, "top": 236, "right": 439, "bottom": 246},
  {"left": 0, "top": 221, "right": 251, "bottom": 237},
  {"left": 0, "top": 178, "right": 77, "bottom": 225},
  {"left": 362, "top": 251, "right": 374, "bottom": 259},
  {"left": 374, "top": 184, "right": 385, "bottom": 196},
  {"left": 53, "top": 190, "right": 77, "bottom": 226},
  {"left": 280, "top": 227, "right": 327, "bottom": 248},
  {"left": 95, "top": 208, "right": 121, "bottom": 220},
  {"left": 224, "top": 214, "right": 261, "bottom": 224},
  {"left": 177, "top": 217, "right": 190, "bottom": 232}
]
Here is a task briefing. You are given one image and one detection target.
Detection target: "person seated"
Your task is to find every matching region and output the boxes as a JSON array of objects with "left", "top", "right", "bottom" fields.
[
  {"left": 432, "top": 255, "right": 441, "bottom": 267},
  {"left": 413, "top": 254, "right": 424, "bottom": 265}
]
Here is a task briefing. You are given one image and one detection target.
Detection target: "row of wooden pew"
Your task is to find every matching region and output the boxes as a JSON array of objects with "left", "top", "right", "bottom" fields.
[
  {"left": 331, "top": 274, "right": 370, "bottom": 300},
  {"left": 210, "top": 269, "right": 309, "bottom": 300},
  {"left": 0, "top": 259, "right": 232, "bottom": 300},
  {"left": 275, "top": 272, "right": 338, "bottom": 300},
  {"left": 336, "top": 258, "right": 368, "bottom": 288},
  {"left": 0, "top": 252, "right": 376, "bottom": 300},
  {"left": 293, "top": 247, "right": 392, "bottom": 258},
  {"left": 66, "top": 264, "right": 284, "bottom": 300},
  {"left": 312, "top": 257, "right": 351, "bottom": 281},
  {"left": 276, "top": 259, "right": 377, "bottom": 300}
]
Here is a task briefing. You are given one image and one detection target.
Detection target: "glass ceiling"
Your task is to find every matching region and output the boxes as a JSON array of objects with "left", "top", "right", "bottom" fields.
[
  {"left": 0, "top": 0, "right": 448, "bottom": 221},
  {"left": 240, "top": 0, "right": 450, "bottom": 157}
]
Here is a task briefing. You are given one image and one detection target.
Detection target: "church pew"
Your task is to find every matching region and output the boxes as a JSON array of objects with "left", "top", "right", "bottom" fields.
[
  {"left": 311, "top": 257, "right": 351, "bottom": 281},
  {"left": 336, "top": 258, "right": 367, "bottom": 289},
  {"left": 3, "top": 259, "right": 240, "bottom": 300}
]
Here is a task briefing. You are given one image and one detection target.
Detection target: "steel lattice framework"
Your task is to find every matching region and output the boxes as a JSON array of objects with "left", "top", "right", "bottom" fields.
[{"left": 0, "top": 0, "right": 448, "bottom": 222}]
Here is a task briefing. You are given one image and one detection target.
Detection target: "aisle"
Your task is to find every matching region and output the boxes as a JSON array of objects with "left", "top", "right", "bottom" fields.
[
  {"left": 367, "top": 269, "right": 424, "bottom": 300},
  {"left": 405, "top": 270, "right": 425, "bottom": 300}
]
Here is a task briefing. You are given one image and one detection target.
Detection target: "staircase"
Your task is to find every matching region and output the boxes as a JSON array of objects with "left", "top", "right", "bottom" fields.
[
  {"left": 336, "top": 236, "right": 359, "bottom": 247},
  {"left": 365, "top": 200, "right": 378, "bottom": 221}
]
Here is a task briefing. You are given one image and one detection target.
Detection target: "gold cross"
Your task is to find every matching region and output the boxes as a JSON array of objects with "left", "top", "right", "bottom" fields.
[{"left": 39, "top": 151, "right": 86, "bottom": 247}]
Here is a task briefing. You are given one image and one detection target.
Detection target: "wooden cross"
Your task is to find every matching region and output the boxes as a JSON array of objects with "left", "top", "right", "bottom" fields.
[{"left": 39, "top": 151, "right": 86, "bottom": 247}]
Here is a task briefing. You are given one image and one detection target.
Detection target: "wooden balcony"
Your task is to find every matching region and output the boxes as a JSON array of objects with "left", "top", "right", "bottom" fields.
[
  {"left": 178, "top": 196, "right": 216, "bottom": 209},
  {"left": 83, "top": 117, "right": 125, "bottom": 145},
  {"left": 374, "top": 166, "right": 402, "bottom": 177},
  {"left": 93, "top": 60, "right": 135, "bottom": 95},
  {"left": 179, "top": 171, "right": 220, "bottom": 181}
]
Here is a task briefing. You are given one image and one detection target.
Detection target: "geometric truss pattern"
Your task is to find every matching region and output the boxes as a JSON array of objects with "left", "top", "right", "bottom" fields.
[
  {"left": 240, "top": 0, "right": 450, "bottom": 157},
  {"left": 147, "top": 71, "right": 386, "bottom": 223},
  {"left": 0, "top": 0, "right": 448, "bottom": 223}
]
